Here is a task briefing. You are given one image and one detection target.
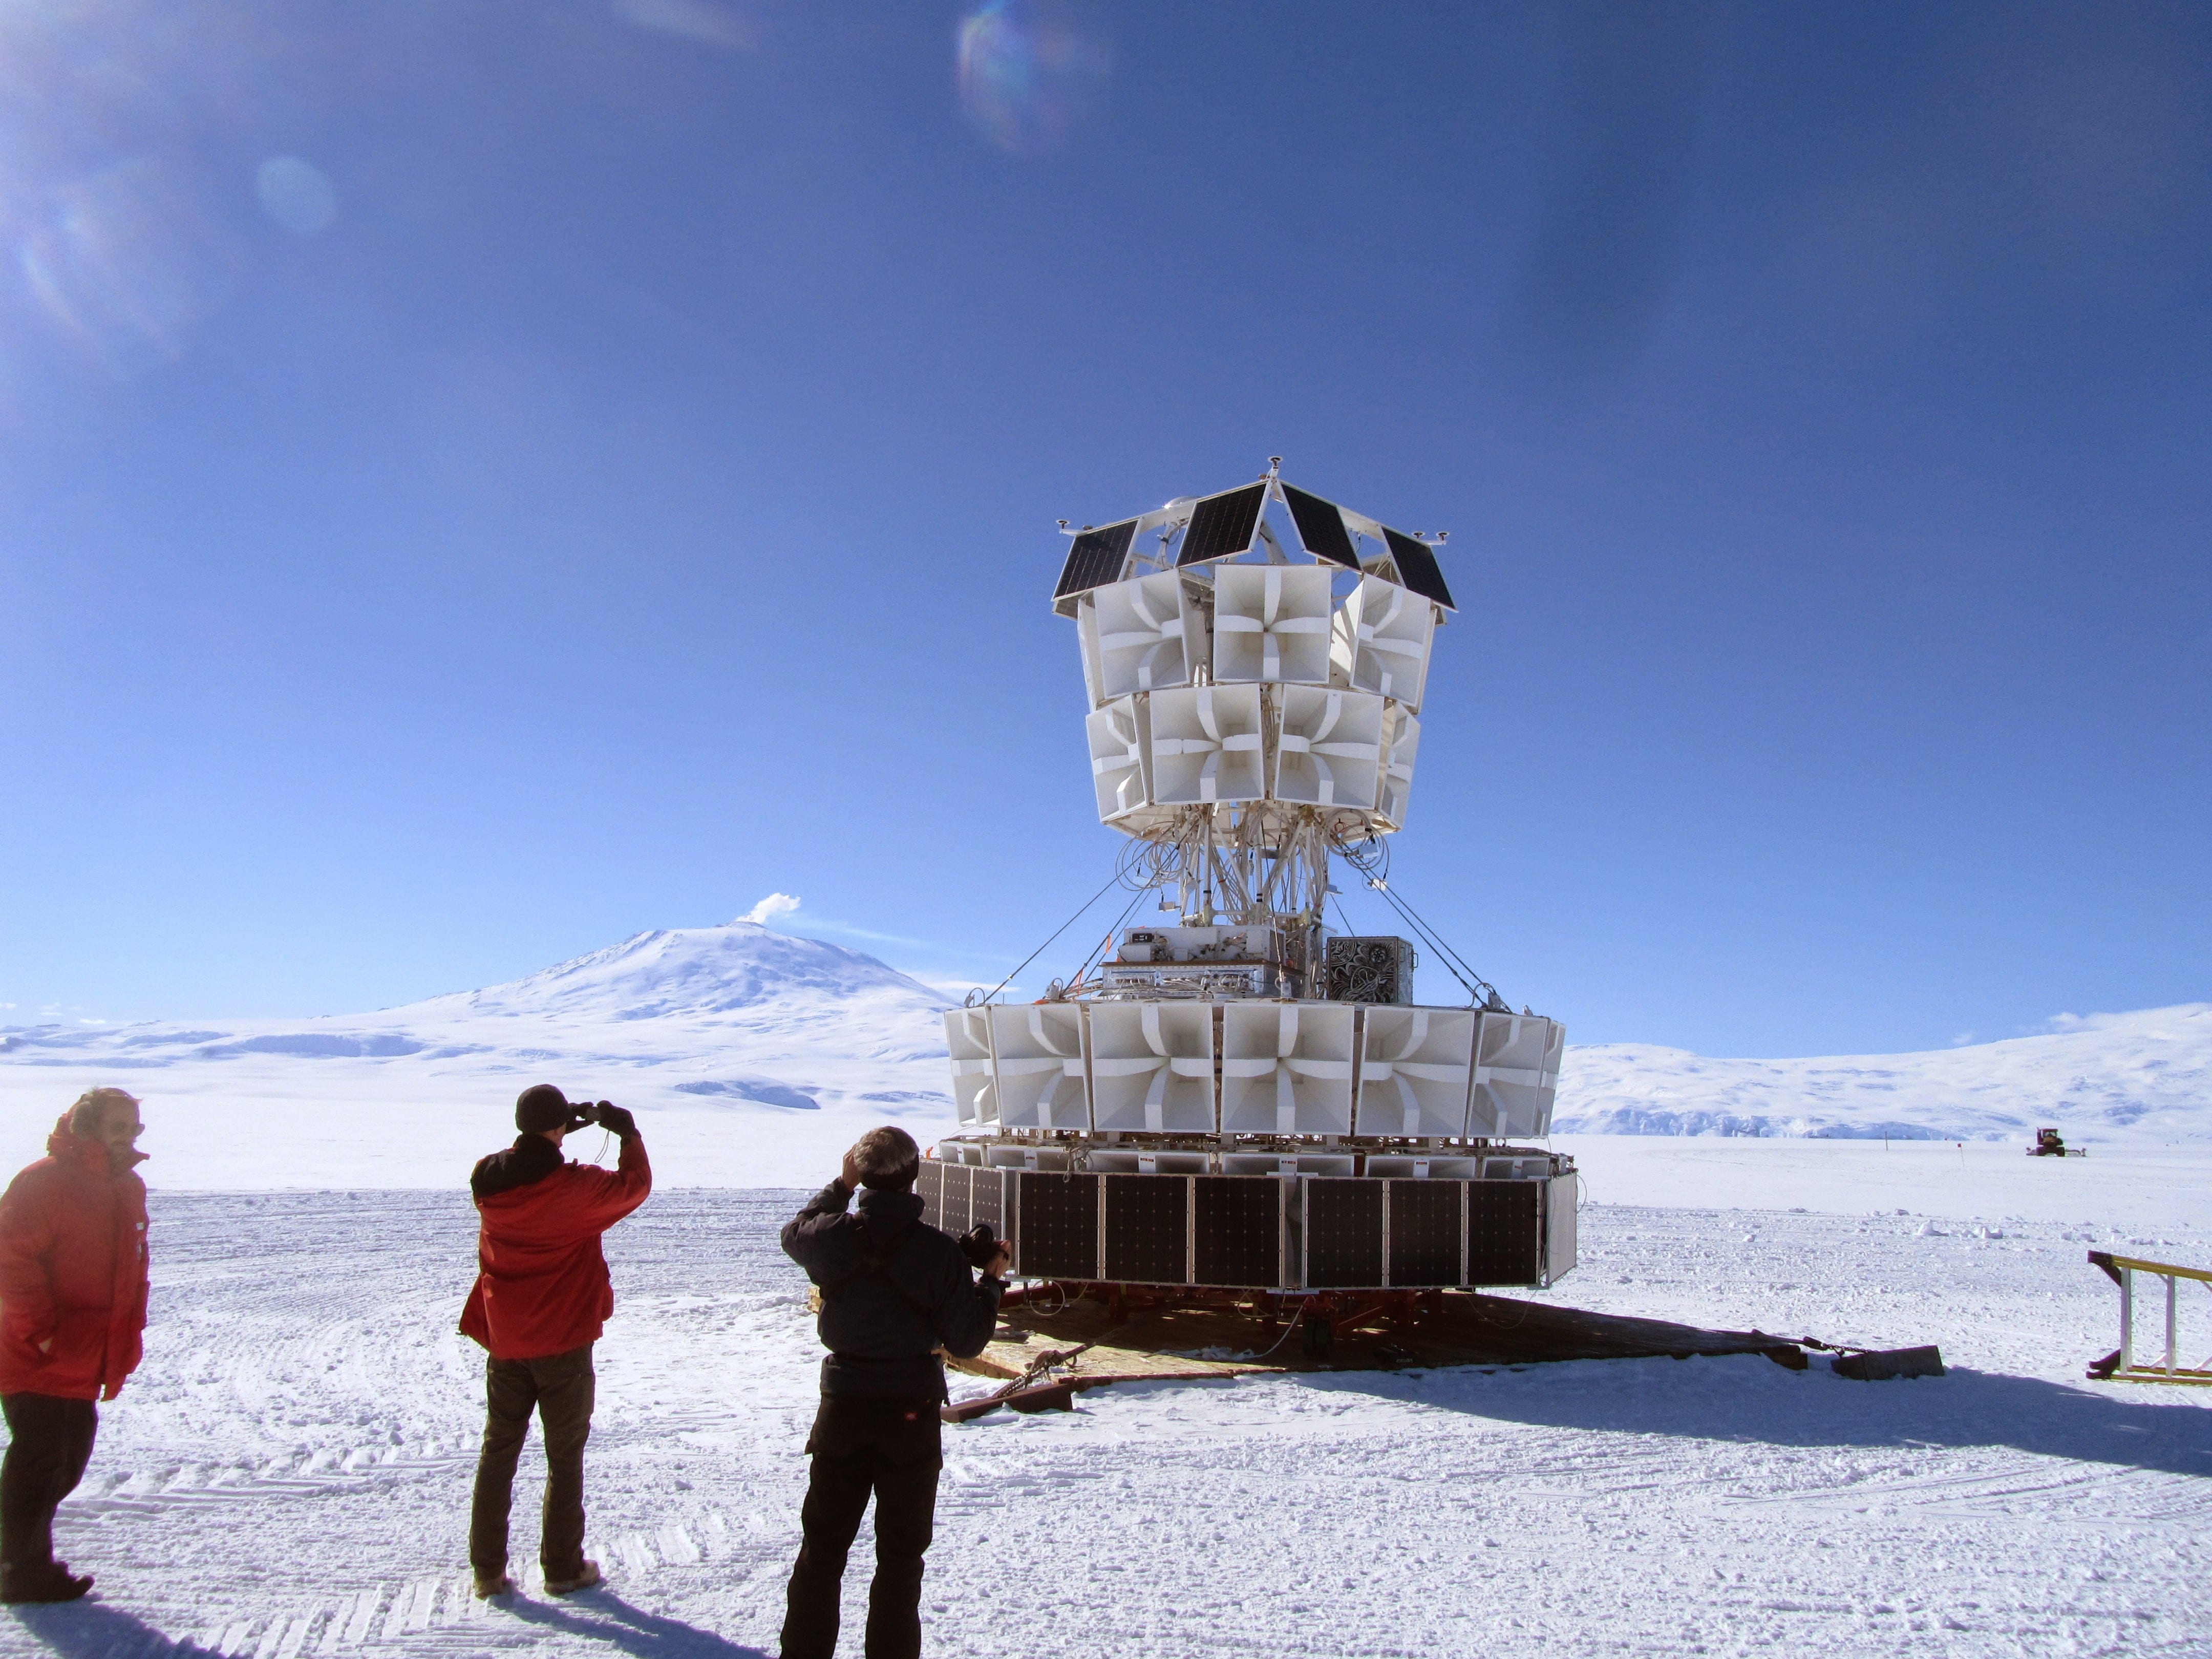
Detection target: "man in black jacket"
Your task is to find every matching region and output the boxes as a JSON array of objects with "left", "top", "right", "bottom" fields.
[{"left": 778, "top": 1126, "right": 1005, "bottom": 1659}]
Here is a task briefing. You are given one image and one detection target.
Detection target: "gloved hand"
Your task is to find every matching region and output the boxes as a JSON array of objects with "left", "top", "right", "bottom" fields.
[{"left": 594, "top": 1103, "right": 639, "bottom": 1140}]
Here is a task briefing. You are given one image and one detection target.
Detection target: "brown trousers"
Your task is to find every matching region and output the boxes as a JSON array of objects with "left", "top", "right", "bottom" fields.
[{"left": 467, "top": 1342, "right": 594, "bottom": 1580}]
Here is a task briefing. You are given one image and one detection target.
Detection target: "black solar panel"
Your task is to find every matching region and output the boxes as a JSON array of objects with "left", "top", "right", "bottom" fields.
[
  {"left": 1304, "top": 1178, "right": 1386, "bottom": 1289},
  {"left": 1176, "top": 483, "right": 1267, "bottom": 566},
  {"left": 1194, "top": 1176, "right": 1284, "bottom": 1288},
  {"left": 968, "top": 1168, "right": 1007, "bottom": 1243},
  {"left": 1385, "top": 1180, "right": 1464, "bottom": 1287},
  {"left": 1014, "top": 1171, "right": 1100, "bottom": 1281},
  {"left": 1282, "top": 484, "right": 1359, "bottom": 569},
  {"left": 916, "top": 1160, "right": 948, "bottom": 1232},
  {"left": 1381, "top": 528, "right": 1456, "bottom": 610},
  {"left": 1465, "top": 1180, "right": 1542, "bottom": 1286},
  {"left": 1052, "top": 519, "right": 1138, "bottom": 600},
  {"left": 1104, "top": 1174, "right": 1189, "bottom": 1285}
]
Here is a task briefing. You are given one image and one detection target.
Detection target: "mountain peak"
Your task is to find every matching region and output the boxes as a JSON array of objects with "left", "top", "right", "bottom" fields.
[{"left": 426, "top": 922, "right": 943, "bottom": 1023}]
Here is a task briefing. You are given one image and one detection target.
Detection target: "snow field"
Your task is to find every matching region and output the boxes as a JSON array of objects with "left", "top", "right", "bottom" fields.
[{"left": 2, "top": 1157, "right": 2205, "bottom": 1659}]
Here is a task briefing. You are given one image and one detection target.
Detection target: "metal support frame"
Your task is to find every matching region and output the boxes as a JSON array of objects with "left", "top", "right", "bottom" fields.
[{"left": 2088, "top": 1250, "right": 2212, "bottom": 1386}]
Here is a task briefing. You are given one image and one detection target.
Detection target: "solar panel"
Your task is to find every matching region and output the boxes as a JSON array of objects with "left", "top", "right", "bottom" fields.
[
  {"left": 1193, "top": 1176, "right": 1284, "bottom": 1287},
  {"left": 1176, "top": 483, "right": 1267, "bottom": 566},
  {"left": 1014, "top": 1171, "right": 1100, "bottom": 1280},
  {"left": 1281, "top": 484, "right": 1360, "bottom": 569},
  {"left": 1385, "top": 1179, "right": 1464, "bottom": 1287},
  {"left": 1052, "top": 519, "right": 1139, "bottom": 601},
  {"left": 968, "top": 1168, "right": 1008, "bottom": 1245},
  {"left": 1381, "top": 528, "right": 1456, "bottom": 610},
  {"left": 917, "top": 1160, "right": 948, "bottom": 1232},
  {"left": 1465, "top": 1179, "right": 1542, "bottom": 1285},
  {"left": 1103, "top": 1174, "right": 1190, "bottom": 1285},
  {"left": 1304, "top": 1177, "right": 1386, "bottom": 1289}
]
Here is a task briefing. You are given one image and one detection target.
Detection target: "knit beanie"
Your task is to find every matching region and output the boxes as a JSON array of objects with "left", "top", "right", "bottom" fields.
[{"left": 516, "top": 1083, "right": 573, "bottom": 1134}]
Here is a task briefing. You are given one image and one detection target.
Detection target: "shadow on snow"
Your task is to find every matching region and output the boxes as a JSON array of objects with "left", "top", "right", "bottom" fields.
[
  {"left": 1278, "top": 1354, "right": 2212, "bottom": 1480},
  {"left": 4, "top": 1588, "right": 771, "bottom": 1658}
]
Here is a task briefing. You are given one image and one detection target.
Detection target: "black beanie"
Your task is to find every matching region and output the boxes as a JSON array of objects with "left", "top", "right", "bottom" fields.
[{"left": 516, "top": 1083, "right": 572, "bottom": 1134}]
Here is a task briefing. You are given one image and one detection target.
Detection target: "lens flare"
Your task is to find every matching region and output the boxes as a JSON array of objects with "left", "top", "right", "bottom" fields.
[
  {"left": 256, "top": 156, "right": 337, "bottom": 236},
  {"left": 18, "top": 159, "right": 240, "bottom": 378},
  {"left": 956, "top": 0, "right": 1112, "bottom": 154}
]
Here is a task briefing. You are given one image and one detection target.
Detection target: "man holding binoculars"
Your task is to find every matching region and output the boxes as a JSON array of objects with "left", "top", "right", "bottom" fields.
[
  {"left": 778, "top": 1126, "right": 1007, "bottom": 1659},
  {"left": 460, "top": 1083, "right": 651, "bottom": 1599}
]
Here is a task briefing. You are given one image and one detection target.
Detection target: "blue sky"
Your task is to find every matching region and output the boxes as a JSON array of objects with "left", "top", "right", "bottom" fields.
[{"left": 2, "top": 1, "right": 2206, "bottom": 1057}]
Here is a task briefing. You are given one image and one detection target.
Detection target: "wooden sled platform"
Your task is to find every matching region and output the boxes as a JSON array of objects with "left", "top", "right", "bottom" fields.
[{"left": 949, "top": 1290, "right": 1807, "bottom": 1392}]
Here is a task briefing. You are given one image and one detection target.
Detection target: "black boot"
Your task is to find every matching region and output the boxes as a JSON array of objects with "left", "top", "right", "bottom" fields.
[{"left": 1, "top": 1561, "right": 93, "bottom": 1604}]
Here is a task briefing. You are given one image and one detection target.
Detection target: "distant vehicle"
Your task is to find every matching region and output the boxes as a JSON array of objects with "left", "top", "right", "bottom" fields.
[{"left": 2029, "top": 1126, "right": 2085, "bottom": 1158}]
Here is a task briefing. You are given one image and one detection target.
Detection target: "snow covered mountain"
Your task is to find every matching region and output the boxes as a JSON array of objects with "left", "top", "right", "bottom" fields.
[
  {"left": 2, "top": 916, "right": 2204, "bottom": 1188},
  {"left": 1552, "top": 1003, "right": 2212, "bottom": 1144},
  {"left": 0, "top": 920, "right": 956, "bottom": 1187}
]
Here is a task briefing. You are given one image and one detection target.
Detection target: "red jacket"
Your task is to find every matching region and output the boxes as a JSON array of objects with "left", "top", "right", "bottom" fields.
[
  {"left": 459, "top": 1135, "right": 651, "bottom": 1360},
  {"left": 0, "top": 1117, "right": 151, "bottom": 1401}
]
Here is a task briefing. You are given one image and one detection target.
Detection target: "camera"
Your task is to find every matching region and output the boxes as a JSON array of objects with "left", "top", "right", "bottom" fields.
[
  {"left": 566, "top": 1100, "right": 611, "bottom": 1132},
  {"left": 957, "top": 1223, "right": 1003, "bottom": 1271}
]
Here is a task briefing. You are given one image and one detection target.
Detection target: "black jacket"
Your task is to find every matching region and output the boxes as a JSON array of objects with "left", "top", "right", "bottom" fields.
[
  {"left": 470, "top": 1134, "right": 564, "bottom": 1201},
  {"left": 781, "top": 1180, "right": 1003, "bottom": 1399}
]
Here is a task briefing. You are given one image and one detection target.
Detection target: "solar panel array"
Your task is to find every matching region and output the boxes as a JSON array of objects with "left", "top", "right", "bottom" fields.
[
  {"left": 1176, "top": 483, "right": 1268, "bottom": 566},
  {"left": 1381, "top": 527, "right": 1456, "bottom": 610},
  {"left": 1281, "top": 483, "right": 1360, "bottom": 568},
  {"left": 1052, "top": 519, "right": 1139, "bottom": 601}
]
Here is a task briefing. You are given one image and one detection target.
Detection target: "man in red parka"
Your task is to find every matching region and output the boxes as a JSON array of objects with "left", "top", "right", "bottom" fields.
[
  {"left": 0, "top": 1087, "right": 151, "bottom": 1605},
  {"left": 461, "top": 1083, "right": 650, "bottom": 1600}
]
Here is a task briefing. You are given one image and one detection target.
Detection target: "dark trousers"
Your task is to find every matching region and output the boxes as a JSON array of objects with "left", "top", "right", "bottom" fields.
[
  {"left": 1, "top": 1394, "right": 98, "bottom": 1571},
  {"left": 781, "top": 1397, "right": 942, "bottom": 1659},
  {"left": 468, "top": 1342, "right": 594, "bottom": 1580}
]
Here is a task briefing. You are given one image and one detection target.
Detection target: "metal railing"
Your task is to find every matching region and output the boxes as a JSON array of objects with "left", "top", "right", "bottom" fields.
[{"left": 2087, "top": 1251, "right": 2212, "bottom": 1386}]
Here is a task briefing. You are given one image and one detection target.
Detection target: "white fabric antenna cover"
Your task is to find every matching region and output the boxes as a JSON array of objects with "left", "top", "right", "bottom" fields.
[
  {"left": 1469, "top": 1013, "right": 1564, "bottom": 1138},
  {"left": 1354, "top": 1007, "right": 1477, "bottom": 1137},
  {"left": 1271, "top": 685, "right": 1384, "bottom": 811},
  {"left": 1213, "top": 564, "right": 1332, "bottom": 685},
  {"left": 943, "top": 1008, "right": 998, "bottom": 1128},
  {"left": 1091, "top": 571, "right": 1206, "bottom": 701},
  {"left": 1329, "top": 574, "right": 1435, "bottom": 712},
  {"left": 1084, "top": 1002, "right": 1216, "bottom": 1133},
  {"left": 1378, "top": 706, "right": 1420, "bottom": 830},
  {"left": 1221, "top": 1002, "right": 1354, "bottom": 1135},
  {"left": 1085, "top": 696, "right": 1153, "bottom": 824},
  {"left": 1149, "top": 683, "right": 1266, "bottom": 805},
  {"left": 985, "top": 1003, "right": 1089, "bottom": 1131}
]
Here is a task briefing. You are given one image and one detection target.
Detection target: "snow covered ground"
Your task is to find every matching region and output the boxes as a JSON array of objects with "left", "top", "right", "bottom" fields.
[
  {"left": 2, "top": 924, "right": 2207, "bottom": 1655},
  {"left": 2, "top": 921, "right": 2206, "bottom": 1192},
  {"left": 0, "top": 1155, "right": 2205, "bottom": 1659}
]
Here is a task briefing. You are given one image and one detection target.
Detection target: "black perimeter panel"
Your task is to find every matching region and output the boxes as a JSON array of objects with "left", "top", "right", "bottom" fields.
[
  {"left": 1386, "top": 1180, "right": 1463, "bottom": 1287},
  {"left": 916, "top": 1160, "right": 948, "bottom": 1233},
  {"left": 1380, "top": 528, "right": 1455, "bottom": 610},
  {"left": 1104, "top": 1174, "right": 1190, "bottom": 1285},
  {"left": 938, "top": 1159, "right": 973, "bottom": 1239},
  {"left": 1281, "top": 484, "right": 1360, "bottom": 568},
  {"left": 1177, "top": 483, "right": 1267, "bottom": 565},
  {"left": 967, "top": 1168, "right": 1007, "bottom": 1241},
  {"left": 1053, "top": 520, "right": 1138, "bottom": 600},
  {"left": 1015, "top": 1171, "right": 1100, "bottom": 1281},
  {"left": 1194, "top": 1176, "right": 1284, "bottom": 1287},
  {"left": 1465, "top": 1180, "right": 1543, "bottom": 1285},
  {"left": 1305, "top": 1178, "right": 1387, "bottom": 1289}
]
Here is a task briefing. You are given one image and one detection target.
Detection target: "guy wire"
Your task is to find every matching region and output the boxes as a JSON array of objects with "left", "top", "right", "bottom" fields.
[
  {"left": 1059, "top": 885, "right": 1148, "bottom": 995},
  {"left": 971, "top": 870, "right": 1126, "bottom": 1007},
  {"left": 1378, "top": 881, "right": 1498, "bottom": 1003}
]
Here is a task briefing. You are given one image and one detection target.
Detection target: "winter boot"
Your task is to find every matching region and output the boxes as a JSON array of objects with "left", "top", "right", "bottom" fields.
[
  {"left": 472, "top": 1570, "right": 517, "bottom": 1599},
  {"left": 1, "top": 1561, "right": 93, "bottom": 1604},
  {"left": 544, "top": 1560, "right": 601, "bottom": 1596}
]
